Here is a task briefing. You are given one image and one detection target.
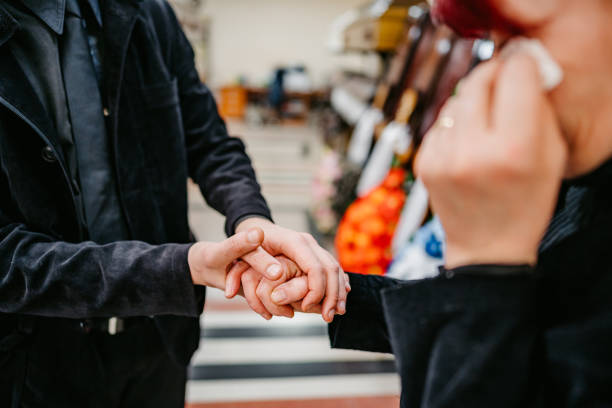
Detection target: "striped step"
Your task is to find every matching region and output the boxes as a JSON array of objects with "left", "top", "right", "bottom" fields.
[
  {"left": 187, "top": 296, "right": 400, "bottom": 404},
  {"left": 186, "top": 395, "right": 400, "bottom": 408}
]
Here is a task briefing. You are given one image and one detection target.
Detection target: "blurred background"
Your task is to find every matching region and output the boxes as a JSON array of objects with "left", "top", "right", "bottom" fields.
[{"left": 168, "top": 0, "right": 494, "bottom": 406}]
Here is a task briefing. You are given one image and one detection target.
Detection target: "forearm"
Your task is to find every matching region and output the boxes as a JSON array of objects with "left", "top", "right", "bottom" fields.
[
  {"left": 328, "top": 273, "right": 398, "bottom": 354},
  {"left": 0, "top": 223, "right": 199, "bottom": 319},
  {"left": 170, "top": 11, "right": 271, "bottom": 236},
  {"left": 383, "top": 268, "right": 539, "bottom": 407}
]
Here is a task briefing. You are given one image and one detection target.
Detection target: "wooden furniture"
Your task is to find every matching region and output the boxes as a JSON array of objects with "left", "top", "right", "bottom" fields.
[
  {"left": 218, "top": 86, "right": 247, "bottom": 119},
  {"left": 246, "top": 87, "right": 329, "bottom": 123}
]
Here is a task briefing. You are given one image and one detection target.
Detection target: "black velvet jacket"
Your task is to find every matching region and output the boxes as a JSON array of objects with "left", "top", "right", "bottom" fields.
[
  {"left": 330, "top": 160, "right": 612, "bottom": 407},
  {"left": 0, "top": 0, "right": 271, "bottom": 365}
]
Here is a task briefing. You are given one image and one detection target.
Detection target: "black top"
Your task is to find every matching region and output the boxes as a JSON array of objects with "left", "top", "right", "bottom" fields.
[{"left": 330, "top": 157, "right": 612, "bottom": 407}]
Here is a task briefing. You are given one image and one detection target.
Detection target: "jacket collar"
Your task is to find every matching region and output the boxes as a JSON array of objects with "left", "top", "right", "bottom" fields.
[
  {"left": 0, "top": 0, "right": 140, "bottom": 149},
  {"left": 20, "top": 0, "right": 66, "bottom": 34},
  {"left": 19, "top": 0, "right": 104, "bottom": 34},
  {"left": 0, "top": 0, "right": 142, "bottom": 149},
  {"left": 0, "top": 0, "right": 114, "bottom": 46}
]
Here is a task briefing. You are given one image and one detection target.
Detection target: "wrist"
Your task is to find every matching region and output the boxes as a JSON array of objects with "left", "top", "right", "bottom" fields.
[
  {"left": 187, "top": 242, "right": 226, "bottom": 289},
  {"left": 235, "top": 216, "right": 274, "bottom": 234},
  {"left": 187, "top": 242, "right": 204, "bottom": 285}
]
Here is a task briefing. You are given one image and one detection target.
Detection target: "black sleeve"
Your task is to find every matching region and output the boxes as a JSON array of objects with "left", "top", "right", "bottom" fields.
[
  {"left": 0, "top": 206, "right": 200, "bottom": 319},
  {"left": 328, "top": 273, "right": 400, "bottom": 354},
  {"left": 381, "top": 268, "right": 541, "bottom": 408},
  {"left": 165, "top": 3, "right": 272, "bottom": 236}
]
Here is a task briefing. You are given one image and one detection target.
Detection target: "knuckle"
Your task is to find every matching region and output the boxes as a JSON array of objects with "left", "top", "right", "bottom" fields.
[
  {"left": 491, "top": 146, "right": 532, "bottom": 178},
  {"left": 328, "top": 263, "right": 340, "bottom": 276},
  {"left": 246, "top": 298, "right": 263, "bottom": 314},
  {"left": 446, "top": 158, "right": 472, "bottom": 184},
  {"left": 242, "top": 272, "right": 258, "bottom": 287},
  {"left": 256, "top": 284, "right": 267, "bottom": 298},
  {"left": 324, "top": 264, "right": 340, "bottom": 281},
  {"left": 504, "top": 142, "right": 530, "bottom": 168},
  {"left": 297, "top": 234, "right": 310, "bottom": 246},
  {"left": 226, "top": 237, "right": 243, "bottom": 255},
  {"left": 301, "top": 233, "right": 317, "bottom": 245},
  {"left": 326, "top": 290, "right": 339, "bottom": 303}
]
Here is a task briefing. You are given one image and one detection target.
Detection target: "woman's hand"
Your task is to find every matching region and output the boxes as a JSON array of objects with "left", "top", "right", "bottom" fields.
[
  {"left": 226, "top": 255, "right": 351, "bottom": 322},
  {"left": 233, "top": 217, "right": 348, "bottom": 321},
  {"left": 415, "top": 54, "right": 568, "bottom": 268}
]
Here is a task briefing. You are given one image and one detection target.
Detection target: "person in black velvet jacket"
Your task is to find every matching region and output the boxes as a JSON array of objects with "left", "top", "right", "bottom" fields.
[
  {"left": 260, "top": 0, "right": 612, "bottom": 406},
  {"left": 0, "top": 1, "right": 347, "bottom": 406}
]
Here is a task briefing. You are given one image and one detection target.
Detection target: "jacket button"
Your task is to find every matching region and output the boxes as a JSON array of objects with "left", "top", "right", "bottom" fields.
[{"left": 41, "top": 146, "right": 57, "bottom": 163}]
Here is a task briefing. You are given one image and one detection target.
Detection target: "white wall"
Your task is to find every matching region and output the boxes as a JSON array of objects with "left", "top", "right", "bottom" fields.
[{"left": 200, "top": 0, "right": 381, "bottom": 88}]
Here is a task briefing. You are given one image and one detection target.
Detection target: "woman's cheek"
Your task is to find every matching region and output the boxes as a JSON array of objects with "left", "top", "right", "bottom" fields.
[{"left": 431, "top": 0, "right": 521, "bottom": 38}]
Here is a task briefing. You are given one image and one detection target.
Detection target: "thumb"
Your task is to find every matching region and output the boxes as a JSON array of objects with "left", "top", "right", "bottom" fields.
[
  {"left": 270, "top": 276, "right": 309, "bottom": 306},
  {"left": 210, "top": 228, "right": 264, "bottom": 268}
]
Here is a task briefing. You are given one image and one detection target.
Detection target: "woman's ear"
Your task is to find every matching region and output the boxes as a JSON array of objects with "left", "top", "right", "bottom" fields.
[{"left": 493, "top": 0, "right": 561, "bottom": 28}]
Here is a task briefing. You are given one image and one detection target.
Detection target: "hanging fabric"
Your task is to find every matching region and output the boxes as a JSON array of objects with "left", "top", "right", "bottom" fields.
[
  {"left": 347, "top": 108, "right": 384, "bottom": 166},
  {"left": 356, "top": 121, "right": 411, "bottom": 197},
  {"left": 391, "top": 179, "right": 430, "bottom": 255}
]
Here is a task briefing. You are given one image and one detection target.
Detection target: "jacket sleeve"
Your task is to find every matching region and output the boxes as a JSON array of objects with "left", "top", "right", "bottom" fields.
[
  {"left": 328, "top": 273, "right": 399, "bottom": 354},
  {"left": 164, "top": 3, "right": 272, "bottom": 236},
  {"left": 0, "top": 173, "right": 200, "bottom": 319},
  {"left": 381, "top": 269, "right": 540, "bottom": 408}
]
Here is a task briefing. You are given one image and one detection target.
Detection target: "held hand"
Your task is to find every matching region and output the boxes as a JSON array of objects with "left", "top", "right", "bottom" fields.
[
  {"left": 415, "top": 54, "right": 568, "bottom": 268},
  {"left": 270, "top": 262, "right": 351, "bottom": 318},
  {"left": 187, "top": 227, "right": 281, "bottom": 289},
  {"left": 226, "top": 255, "right": 351, "bottom": 321},
  {"left": 230, "top": 218, "right": 347, "bottom": 321}
]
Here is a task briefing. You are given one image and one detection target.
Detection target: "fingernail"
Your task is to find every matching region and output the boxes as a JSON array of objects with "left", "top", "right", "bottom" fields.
[
  {"left": 248, "top": 230, "right": 260, "bottom": 243},
  {"left": 271, "top": 289, "right": 287, "bottom": 304},
  {"left": 262, "top": 313, "right": 272, "bottom": 320},
  {"left": 345, "top": 283, "right": 351, "bottom": 292},
  {"left": 327, "top": 309, "right": 336, "bottom": 321},
  {"left": 267, "top": 264, "right": 282, "bottom": 279},
  {"left": 338, "top": 301, "right": 346, "bottom": 314}
]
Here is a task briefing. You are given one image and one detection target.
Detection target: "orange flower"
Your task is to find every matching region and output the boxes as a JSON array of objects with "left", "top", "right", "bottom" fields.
[{"left": 336, "top": 168, "right": 407, "bottom": 275}]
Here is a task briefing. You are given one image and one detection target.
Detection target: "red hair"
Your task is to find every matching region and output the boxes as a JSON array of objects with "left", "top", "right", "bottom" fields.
[{"left": 431, "top": 0, "right": 522, "bottom": 38}]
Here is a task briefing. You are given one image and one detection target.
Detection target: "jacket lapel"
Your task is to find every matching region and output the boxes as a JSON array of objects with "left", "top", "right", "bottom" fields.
[
  {"left": 102, "top": 0, "right": 142, "bottom": 123},
  {"left": 0, "top": 6, "right": 18, "bottom": 47},
  {"left": 0, "top": 6, "right": 65, "bottom": 163}
]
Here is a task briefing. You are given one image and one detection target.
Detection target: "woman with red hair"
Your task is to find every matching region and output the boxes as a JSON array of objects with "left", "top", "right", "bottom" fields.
[{"left": 267, "top": 0, "right": 612, "bottom": 406}]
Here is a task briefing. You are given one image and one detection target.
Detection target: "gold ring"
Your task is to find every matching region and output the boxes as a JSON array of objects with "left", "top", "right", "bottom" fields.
[{"left": 438, "top": 116, "right": 455, "bottom": 129}]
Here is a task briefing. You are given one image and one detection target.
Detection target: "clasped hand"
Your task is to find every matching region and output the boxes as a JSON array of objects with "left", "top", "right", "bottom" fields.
[{"left": 188, "top": 217, "right": 349, "bottom": 322}]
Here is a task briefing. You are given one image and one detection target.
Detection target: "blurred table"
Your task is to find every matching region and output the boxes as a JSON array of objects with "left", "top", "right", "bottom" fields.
[{"left": 247, "top": 87, "right": 329, "bottom": 123}]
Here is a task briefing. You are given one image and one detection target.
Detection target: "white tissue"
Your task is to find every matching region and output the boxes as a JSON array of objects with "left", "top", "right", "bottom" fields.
[{"left": 500, "top": 37, "right": 564, "bottom": 91}]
